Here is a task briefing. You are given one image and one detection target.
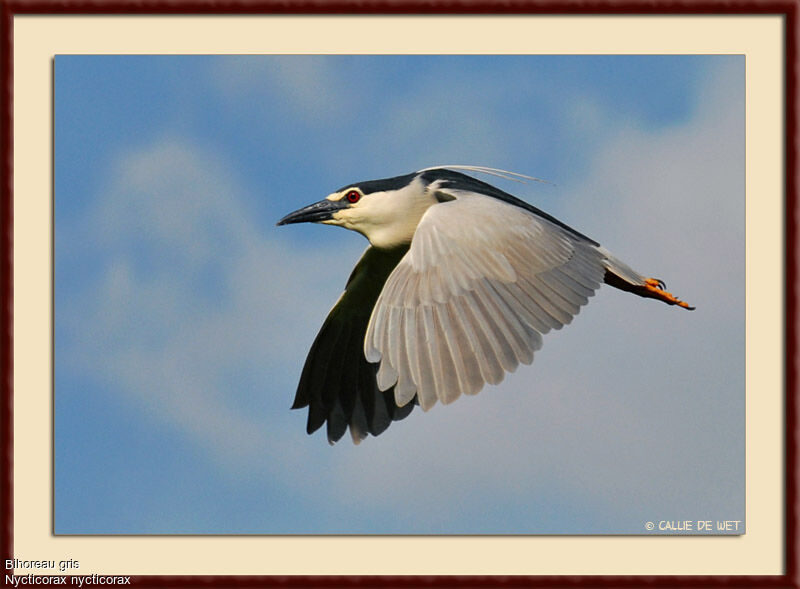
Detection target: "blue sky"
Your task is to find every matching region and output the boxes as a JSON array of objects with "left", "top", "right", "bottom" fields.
[{"left": 54, "top": 55, "right": 744, "bottom": 534}]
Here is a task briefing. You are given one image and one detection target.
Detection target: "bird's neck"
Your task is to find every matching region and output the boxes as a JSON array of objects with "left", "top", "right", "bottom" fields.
[{"left": 355, "top": 183, "right": 437, "bottom": 249}]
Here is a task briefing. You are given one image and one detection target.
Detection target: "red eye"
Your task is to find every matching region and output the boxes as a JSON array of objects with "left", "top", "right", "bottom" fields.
[{"left": 346, "top": 190, "right": 361, "bottom": 203}]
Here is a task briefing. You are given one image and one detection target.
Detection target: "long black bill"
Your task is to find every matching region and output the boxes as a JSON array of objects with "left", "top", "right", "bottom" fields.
[{"left": 276, "top": 199, "right": 347, "bottom": 226}]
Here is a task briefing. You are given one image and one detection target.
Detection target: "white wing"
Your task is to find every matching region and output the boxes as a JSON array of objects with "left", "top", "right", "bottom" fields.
[{"left": 364, "top": 189, "right": 607, "bottom": 411}]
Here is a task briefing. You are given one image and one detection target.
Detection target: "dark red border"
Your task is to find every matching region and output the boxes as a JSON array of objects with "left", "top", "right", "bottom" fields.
[
  {"left": 1, "top": 0, "right": 13, "bottom": 586},
  {"left": 0, "top": 0, "right": 797, "bottom": 12},
  {"left": 2, "top": 3, "right": 796, "bottom": 588}
]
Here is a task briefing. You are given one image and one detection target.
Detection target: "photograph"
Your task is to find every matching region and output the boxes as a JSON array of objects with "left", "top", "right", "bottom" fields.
[{"left": 53, "top": 54, "right": 744, "bottom": 535}]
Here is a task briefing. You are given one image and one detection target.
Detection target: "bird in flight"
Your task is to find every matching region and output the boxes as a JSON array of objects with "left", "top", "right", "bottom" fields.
[{"left": 277, "top": 166, "right": 693, "bottom": 444}]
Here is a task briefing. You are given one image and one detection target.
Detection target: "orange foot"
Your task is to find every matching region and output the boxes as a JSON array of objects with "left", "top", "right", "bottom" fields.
[{"left": 644, "top": 278, "right": 695, "bottom": 310}]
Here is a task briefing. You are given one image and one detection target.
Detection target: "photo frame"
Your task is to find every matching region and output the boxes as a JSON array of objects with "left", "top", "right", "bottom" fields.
[{"left": 1, "top": 4, "right": 793, "bottom": 587}]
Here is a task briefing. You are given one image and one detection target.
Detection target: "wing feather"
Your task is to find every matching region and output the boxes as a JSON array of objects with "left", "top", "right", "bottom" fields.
[
  {"left": 437, "top": 302, "right": 482, "bottom": 399},
  {"left": 498, "top": 280, "right": 557, "bottom": 334},
  {"left": 403, "top": 307, "right": 426, "bottom": 406},
  {"left": 519, "top": 275, "right": 574, "bottom": 325},
  {"left": 414, "top": 308, "right": 438, "bottom": 410},
  {"left": 461, "top": 291, "right": 506, "bottom": 385},
  {"left": 364, "top": 189, "right": 606, "bottom": 411},
  {"left": 551, "top": 267, "right": 596, "bottom": 300},
  {"left": 472, "top": 281, "right": 519, "bottom": 372},
  {"left": 393, "top": 313, "right": 417, "bottom": 407},
  {"left": 531, "top": 274, "right": 582, "bottom": 317},
  {"left": 483, "top": 280, "right": 536, "bottom": 365}
]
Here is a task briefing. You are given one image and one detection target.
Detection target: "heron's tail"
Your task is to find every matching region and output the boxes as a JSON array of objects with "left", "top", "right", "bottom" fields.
[{"left": 600, "top": 249, "right": 695, "bottom": 311}]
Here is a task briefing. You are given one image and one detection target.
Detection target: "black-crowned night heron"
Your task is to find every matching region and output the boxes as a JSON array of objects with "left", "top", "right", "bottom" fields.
[{"left": 277, "top": 165, "right": 693, "bottom": 444}]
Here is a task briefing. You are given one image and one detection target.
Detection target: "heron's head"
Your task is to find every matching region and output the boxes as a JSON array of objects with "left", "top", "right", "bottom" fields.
[{"left": 277, "top": 172, "right": 438, "bottom": 248}]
